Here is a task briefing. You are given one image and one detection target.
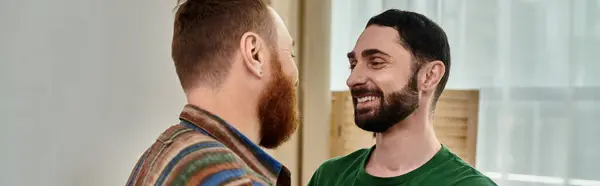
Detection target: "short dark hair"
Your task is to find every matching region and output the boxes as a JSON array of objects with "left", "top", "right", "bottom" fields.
[
  {"left": 367, "top": 9, "right": 451, "bottom": 103},
  {"left": 172, "top": 0, "right": 275, "bottom": 90}
]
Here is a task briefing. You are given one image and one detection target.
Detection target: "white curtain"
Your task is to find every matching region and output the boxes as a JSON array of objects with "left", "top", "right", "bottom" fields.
[{"left": 330, "top": 0, "right": 600, "bottom": 185}]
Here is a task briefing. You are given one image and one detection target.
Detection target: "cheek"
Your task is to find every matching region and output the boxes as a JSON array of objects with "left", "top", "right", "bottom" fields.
[
  {"left": 281, "top": 56, "right": 298, "bottom": 80},
  {"left": 372, "top": 70, "right": 409, "bottom": 93}
]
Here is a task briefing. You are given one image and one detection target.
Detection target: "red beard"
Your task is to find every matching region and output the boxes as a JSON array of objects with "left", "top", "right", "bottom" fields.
[{"left": 257, "top": 52, "right": 299, "bottom": 149}]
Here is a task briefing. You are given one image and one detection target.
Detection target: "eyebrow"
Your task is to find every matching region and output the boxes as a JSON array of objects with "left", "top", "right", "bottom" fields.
[
  {"left": 347, "top": 51, "right": 355, "bottom": 59},
  {"left": 362, "top": 49, "right": 391, "bottom": 57},
  {"left": 347, "top": 48, "right": 391, "bottom": 59}
]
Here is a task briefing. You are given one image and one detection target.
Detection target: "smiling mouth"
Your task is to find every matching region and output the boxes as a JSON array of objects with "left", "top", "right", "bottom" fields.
[
  {"left": 355, "top": 95, "right": 381, "bottom": 111},
  {"left": 356, "top": 96, "right": 380, "bottom": 103}
]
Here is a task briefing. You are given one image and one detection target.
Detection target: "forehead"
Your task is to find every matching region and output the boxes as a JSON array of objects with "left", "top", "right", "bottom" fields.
[
  {"left": 268, "top": 7, "right": 293, "bottom": 47},
  {"left": 352, "top": 26, "right": 408, "bottom": 58}
]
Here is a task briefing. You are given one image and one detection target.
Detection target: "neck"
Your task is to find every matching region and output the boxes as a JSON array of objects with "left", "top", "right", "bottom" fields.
[
  {"left": 186, "top": 84, "right": 261, "bottom": 144},
  {"left": 366, "top": 108, "right": 441, "bottom": 177}
]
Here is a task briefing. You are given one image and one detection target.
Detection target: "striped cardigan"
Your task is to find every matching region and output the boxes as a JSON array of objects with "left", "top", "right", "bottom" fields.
[{"left": 126, "top": 104, "right": 290, "bottom": 186}]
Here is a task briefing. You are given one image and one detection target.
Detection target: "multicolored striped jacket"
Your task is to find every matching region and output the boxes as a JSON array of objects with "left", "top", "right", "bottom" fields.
[{"left": 126, "top": 104, "right": 291, "bottom": 186}]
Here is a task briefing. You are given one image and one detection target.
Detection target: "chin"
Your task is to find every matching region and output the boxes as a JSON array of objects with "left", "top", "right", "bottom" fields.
[
  {"left": 354, "top": 109, "right": 398, "bottom": 133},
  {"left": 355, "top": 113, "right": 375, "bottom": 122}
]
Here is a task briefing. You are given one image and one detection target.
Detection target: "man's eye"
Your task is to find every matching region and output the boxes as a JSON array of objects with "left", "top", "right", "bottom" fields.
[
  {"left": 368, "top": 57, "right": 386, "bottom": 68},
  {"left": 349, "top": 60, "right": 357, "bottom": 70},
  {"left": 291, "top": 54, "right": 297, "bottom": 58},
  {"left": 370, "top": 57, "right": 386, "bottom": 63},
  {"left": 369, "top": 62, "right": 385, "bottom": 69}
]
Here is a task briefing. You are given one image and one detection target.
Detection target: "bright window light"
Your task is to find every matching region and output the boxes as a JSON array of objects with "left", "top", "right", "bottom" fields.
[{"left": 484, "top": 172, "right": 600, "bottom": 186}]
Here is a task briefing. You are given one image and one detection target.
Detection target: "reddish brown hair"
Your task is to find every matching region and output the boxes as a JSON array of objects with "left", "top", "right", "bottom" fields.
[{"left": 172, "top": 0, "right": 275, "bottom": 90}]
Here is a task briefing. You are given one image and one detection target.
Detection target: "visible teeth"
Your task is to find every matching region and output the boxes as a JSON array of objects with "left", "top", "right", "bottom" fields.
[{"left": 357, "top": 96, "right": 378, "bottom": 103}]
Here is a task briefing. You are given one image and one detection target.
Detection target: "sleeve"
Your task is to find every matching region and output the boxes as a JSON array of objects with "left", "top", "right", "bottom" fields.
[
  {"left": 452, "top": 176, "right": 498, "bottom": 186},
  {"left": 161, "top": 150, "right": 270, "bottom": 186}
]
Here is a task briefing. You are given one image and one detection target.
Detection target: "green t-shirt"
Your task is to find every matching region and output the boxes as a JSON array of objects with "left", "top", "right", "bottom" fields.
[{"left": 308, "top": 145, "right": 497, "bottom": 186}]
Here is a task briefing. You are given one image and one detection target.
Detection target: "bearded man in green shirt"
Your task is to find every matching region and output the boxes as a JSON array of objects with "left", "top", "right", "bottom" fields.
[{"left": 308, "top": 9, "right": 497, "bottom": 186}]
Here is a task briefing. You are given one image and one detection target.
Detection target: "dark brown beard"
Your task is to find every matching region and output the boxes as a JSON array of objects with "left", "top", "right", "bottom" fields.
[
  {"left": 257, "top": 52, "right": 299, "bottom": 149},
  {"left": 352, "top": 72, "right": 420, "bottom": 133}
]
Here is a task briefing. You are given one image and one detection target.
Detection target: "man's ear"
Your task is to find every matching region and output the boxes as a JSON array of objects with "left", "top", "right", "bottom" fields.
[
  {"left": 240, "top": 32, "right": 265, "bottom": 78},
  {"left": 418, "top": 60, "right": 445, "bottom": 92}
]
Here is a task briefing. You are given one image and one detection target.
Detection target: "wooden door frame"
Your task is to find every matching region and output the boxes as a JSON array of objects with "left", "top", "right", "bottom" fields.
[
  {"left": 269, "top": 0, "right": 332, "bottom": 185},
  {"left": 297, "top": 0, "right": 332, "bottom": 185}
]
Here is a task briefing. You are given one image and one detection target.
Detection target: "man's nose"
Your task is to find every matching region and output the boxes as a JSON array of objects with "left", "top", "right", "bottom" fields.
[{"left": 346, "top": 66, "right": 368, "bottom": 88}]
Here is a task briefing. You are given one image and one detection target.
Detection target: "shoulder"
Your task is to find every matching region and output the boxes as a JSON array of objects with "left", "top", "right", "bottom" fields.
[
  {"left": 161, "top": 141, "right": 269, "bottom": 186},
  {"left": 428, "top": 148, "right": 496, "bottom": 185},
  {"left": 325, "top": 148, "right": 371, "bottom": 167},
  {"left": 153, "top": 126, "right": 270, "bottom": 186},
  {"left": 444, "top": 154, "right": 497, "bottom": 186},
  {"left": 174, "top": 146, "right": 266, "bottom": 185},
  {"left": 452, "top": 175, "right": 497, "bottom": 186},
  {"left": 308, "top": 148, "right": 371, "bottom": 185}
]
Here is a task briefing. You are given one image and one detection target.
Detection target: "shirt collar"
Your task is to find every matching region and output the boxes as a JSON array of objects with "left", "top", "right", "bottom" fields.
[{"left": 178, "top": 104, "right": 290, "bottom": 184}]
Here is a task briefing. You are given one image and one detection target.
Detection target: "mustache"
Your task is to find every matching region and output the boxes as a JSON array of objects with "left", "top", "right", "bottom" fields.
[{"left": 350, "top": 86, "right": 383, "bottom": 97}]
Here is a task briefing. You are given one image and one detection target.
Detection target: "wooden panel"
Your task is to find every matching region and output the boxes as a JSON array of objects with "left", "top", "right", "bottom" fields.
[
  {"left": 435, "top": 90, "right": 479, "bottom": 166},
  {"left": 329, "top": 92, "right": 375, "bottom": 158},
  {"left": 328, "top": 90, "right": 479, "bottom": 166}
]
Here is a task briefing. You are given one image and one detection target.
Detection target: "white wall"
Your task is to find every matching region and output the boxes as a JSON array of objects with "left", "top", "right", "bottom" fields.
[{"left": 0, "top": 0, "right": 185, "bottom": 185}]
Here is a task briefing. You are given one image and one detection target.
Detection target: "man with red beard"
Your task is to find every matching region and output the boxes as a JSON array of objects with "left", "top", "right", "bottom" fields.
[
  {"left": 308, "top": 10, "right": 496, "bottom": 186},
  {"left": 126, "top": 0, "right": 298, "bottom": 186}
]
